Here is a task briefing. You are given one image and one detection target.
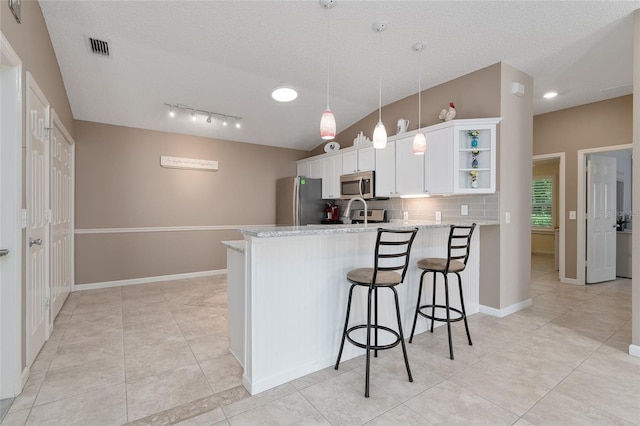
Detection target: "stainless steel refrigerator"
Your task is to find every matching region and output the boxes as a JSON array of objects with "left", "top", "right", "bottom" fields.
[{"left": 276, "top": 177, "right": 324, "bottom": 226}]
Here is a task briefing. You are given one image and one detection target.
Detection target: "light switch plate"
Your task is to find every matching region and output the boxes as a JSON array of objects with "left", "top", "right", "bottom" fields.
[
  {"left": 435, "top": 211, "right": 442, "bottom": 222},
  {"left": 505, "top": 211, "right": 511, "bottom": 224},
  {"left": 461, "top": 205, "right": 468, "bottom": 216},
  {"left": 569, "top": 211, "right": 576, "bottom": 220}
]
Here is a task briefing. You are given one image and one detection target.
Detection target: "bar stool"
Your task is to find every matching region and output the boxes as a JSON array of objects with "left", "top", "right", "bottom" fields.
[
  {"left": 334, "top": 227, "right": 418, "bottom": 398},
  {"left": 409, "top": 224, "right": 476, "bottom": 360}
]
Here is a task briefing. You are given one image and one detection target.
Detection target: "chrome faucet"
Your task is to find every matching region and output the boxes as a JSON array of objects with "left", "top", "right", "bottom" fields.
[{"left": 344, "top": 197, "right": 368, "bottom": 225}]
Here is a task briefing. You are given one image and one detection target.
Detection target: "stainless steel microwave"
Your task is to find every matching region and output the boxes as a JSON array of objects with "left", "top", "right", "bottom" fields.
[{"left": 340, "top": 171, "right": 375, "bottom": 200}]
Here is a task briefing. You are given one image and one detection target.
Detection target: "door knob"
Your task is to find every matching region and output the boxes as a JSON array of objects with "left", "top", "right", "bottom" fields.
[
  {"left": 0, "top": 249, "right": 9, "bottom": 257},
  {"left": 29, "top": 238, "right": 42, "bottom": 247}
]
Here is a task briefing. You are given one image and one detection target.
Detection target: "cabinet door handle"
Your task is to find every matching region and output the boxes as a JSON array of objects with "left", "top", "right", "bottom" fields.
[
  {"left": 0, "top": 249, "right": 9, "bottom": 257},
  {"left": 29, "top": 238, "right": 42, "bottom": 247}
]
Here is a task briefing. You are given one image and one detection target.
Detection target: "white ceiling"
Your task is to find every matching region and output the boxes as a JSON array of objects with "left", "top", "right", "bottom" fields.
[{"left": 39, "top": 1, "right": 639, "bottom": 151}]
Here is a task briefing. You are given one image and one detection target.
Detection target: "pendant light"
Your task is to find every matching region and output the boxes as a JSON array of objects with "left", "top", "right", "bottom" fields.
[
  {"left": 372, "top": 22, "right": 387, "bottom": 149},
  {"left": 320, "top": 0, "right": 336, "bottom": 140},
  {"left": 412, "top": 42, "right": 426, "bottom": 155}
]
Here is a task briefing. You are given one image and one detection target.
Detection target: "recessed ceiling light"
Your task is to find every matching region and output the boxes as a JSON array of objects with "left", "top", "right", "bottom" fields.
[
  {"left": 271, "top": 86, "right": 298, "bottom": 102},
  {"left": 543, "top": 91, "right": 558, "bottom": 99}
]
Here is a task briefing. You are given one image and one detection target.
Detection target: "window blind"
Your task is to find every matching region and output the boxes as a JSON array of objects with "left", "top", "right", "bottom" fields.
[{"left": 532, "top": 177, "right": 553, "bottom": 228}]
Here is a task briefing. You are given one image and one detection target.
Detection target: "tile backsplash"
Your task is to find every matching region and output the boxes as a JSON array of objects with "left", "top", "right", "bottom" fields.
[{"left": 335, "top": 192, "right": 500, "bottom": 222}]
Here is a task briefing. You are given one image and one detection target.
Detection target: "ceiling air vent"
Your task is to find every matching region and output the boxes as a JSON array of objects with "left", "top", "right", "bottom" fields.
[{"left": 88, "top": 37, "right": 110, "bottom": 57}]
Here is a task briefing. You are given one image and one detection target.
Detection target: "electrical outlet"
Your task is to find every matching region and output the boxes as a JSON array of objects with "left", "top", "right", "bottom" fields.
[
  {"left": 435, "top": 211, "right": 442, "bottom": 222},
  {"left": 461, "top": 205, "right": 469, "bottom": 216}
]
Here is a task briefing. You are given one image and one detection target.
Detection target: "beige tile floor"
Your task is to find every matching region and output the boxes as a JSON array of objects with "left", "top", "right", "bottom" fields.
[{"left": 2, "top": 254, "right": 639, "bottom": 425}]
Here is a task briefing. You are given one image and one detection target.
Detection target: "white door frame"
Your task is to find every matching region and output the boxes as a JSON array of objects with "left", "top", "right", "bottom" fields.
[
  {"left": 533, "top": 152, "right": 566, "bottom": 283},
  {"left": 577, "top": 144, "right": 633, "bottom": 285},
  {"left": 0, "top": 33, "right": 24, "bottom": 398}
]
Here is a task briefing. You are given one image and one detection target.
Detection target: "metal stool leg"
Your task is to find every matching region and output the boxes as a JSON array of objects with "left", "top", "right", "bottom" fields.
[
  {"left": 364, "top": 286, "right": 373, "bottom": 398},
  {"left": 443, "top": 274, "right": 454, "bottom": 360},
  {"left": 392, "top": 287, "right": 413, "bottom": 382},
  {"left": 335, "top": 284, "right": 356, "bottom": 370},
  {"left": 456, "top": 272, "right": 472, "bottom": 346},
  {"left": 409, "top": 270, "right": 427, "bottom": 343},
  {"left": 430, "top": 272, "right": 437, "bottom": 333},
  {"left": 374, "top": 287, "right": 379, "bottom": 358}
]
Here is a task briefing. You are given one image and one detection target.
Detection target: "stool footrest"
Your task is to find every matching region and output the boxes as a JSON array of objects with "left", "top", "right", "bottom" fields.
[
  {"left": 417, "top": 304, "right": 465, "bottom": 323},
  {"left": 345, "top": 324, "right": 401, "bottom": 351}
]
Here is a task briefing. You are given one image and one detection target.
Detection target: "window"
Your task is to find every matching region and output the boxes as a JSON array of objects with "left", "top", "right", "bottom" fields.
[{"left": 532, "top": 177, "right": 553, "bottom": 228}]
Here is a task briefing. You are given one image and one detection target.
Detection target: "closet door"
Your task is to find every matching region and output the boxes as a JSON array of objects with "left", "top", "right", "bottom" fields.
[
  {"left": 26, "top": 73, "right": 50, "bottom": 366},
  {"left": 50, "top": 110, "right": 74, "bottom": 321}
]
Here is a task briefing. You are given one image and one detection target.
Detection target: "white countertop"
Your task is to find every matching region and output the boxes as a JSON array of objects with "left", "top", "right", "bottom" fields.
[{"left": 239, "top": 220, "right": 499, "bottom": 238}]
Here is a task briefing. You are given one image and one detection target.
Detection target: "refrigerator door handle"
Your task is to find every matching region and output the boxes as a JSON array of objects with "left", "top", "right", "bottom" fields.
[{"left": 293, "top": 177, "right": 299, "bottom": 226}]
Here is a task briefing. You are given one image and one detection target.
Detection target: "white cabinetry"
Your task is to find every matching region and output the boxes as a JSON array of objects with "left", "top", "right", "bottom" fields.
[
  {"left": 297, "top": 158, "right": 322, "bottom": 179},
  {"left": 342, "top": 146, "right": 375, "bottom": 174},
  {"left": 375, "top": 141, "right": 396, "bottom": 197},
  {"left": 322, "top": 154, "right": 342, "bottom": 199},
  {"left": 424, "top": 126, "right": 454, "bottom": 195},
  {"left": 395, "top": 136, "right": 425, "bottom": 196}
]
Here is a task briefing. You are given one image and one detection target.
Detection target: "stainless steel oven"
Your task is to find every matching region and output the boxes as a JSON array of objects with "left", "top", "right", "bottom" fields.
[{"left": 340, "top": 171, "right": 375, "bottom": 200}]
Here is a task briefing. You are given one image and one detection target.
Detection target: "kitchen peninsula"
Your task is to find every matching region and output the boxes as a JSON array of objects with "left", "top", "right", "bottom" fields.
[{"left": 223, "top": 221, "right": 499, "bottom": 395}]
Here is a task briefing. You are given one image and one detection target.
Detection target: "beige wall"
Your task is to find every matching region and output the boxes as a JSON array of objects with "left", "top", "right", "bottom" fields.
[
  {"left": 1, "top": 0, "right": 74, "bottom": 136},
  {"left": 534, "top": 95, "right": 632, "bottom": 280},
  {"left": 310, "top": 63, "right": 502, "bottom": 157},
  {"left": 74, "top": 121, "right": 307, "bottom": 285},
  {"left": 499, "top": 63, "right": 533, "bottom": 309}
]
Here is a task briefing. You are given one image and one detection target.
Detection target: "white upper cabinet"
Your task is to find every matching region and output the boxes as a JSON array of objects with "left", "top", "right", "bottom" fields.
[
  {"left": 424, "top": 126, "right": 454, "bottom": 195},
  {"left": 321, "top": 154, "right": 342, "bottom": 199},
  {"left": 375, "top": 141, "right": 397, "bottom": 197},
  {"left": 342, "top": 146, "right": 375, "bottom": 174},
  {"left": 395, "top": 136, "right": 425, "bottom": 196},
  {"left": 297, "top": 158, "right": 322, "bottom": 179}
]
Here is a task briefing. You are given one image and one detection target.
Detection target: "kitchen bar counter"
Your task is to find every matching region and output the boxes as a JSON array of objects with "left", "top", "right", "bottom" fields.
[
  {"left": 227, "top": 221, "right": 499, "bottom": 395},
  {"left": 239, "top": 220, "right": 499, "bottom": 238}
]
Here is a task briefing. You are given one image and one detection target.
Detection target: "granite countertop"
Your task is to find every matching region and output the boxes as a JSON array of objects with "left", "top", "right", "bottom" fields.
[
  {"left": 221, "top": 240, "right": 246, "bottom": 253},
  {"left": 239, "top": 220, "right": 500, "bottom": 238}
]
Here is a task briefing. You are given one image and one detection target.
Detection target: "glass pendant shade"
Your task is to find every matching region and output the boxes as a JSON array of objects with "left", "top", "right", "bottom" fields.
[
  {"left": 412, "top": 132, "right": 426, "bottom": 154},
  {"left": 372, "top": 120, "right": 387, "bottom": 149},
  {"left": 320, "top": 109, "right": 336, "bottom": 140}
]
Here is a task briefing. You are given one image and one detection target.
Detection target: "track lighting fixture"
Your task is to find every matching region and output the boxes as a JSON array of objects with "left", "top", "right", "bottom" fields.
[{"left": 164, "top": 103, "right": 242, "bottom": 128}]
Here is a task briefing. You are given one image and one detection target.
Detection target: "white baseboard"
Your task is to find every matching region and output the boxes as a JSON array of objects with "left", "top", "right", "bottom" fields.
[
  {"left": 629, "top": 344, "right": 640, "bottom": 358},
  {"left": 479, "top": 298, "right": 532, "bottom": 318},
  {"left": 563, "top": 277, "right": 579, "bottom": 285},
  {"left": 73, "top": 269, "right": 227, "bottom": 291},
  {"left": 21, "top": 366, "right": 30, "bottom": 388}
]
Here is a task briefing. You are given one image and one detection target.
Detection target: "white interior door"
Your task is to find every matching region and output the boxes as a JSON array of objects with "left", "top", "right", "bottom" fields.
[
  {"left": 50, "top": 111, "right": 74, "bottom": 321},
  {"left": 0, "top": 34, "right": 24, "bottom": 398},
  {"left": 26, "top": 73, "right": 50, "bottom": 366},
  {"left": 586, "top": 154, "right": 617, "bottom": 283}
]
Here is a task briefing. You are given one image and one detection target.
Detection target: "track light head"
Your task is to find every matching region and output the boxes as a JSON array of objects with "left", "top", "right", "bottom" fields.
[
  {"left": 206, "top": 114, "right": 212, "bottom": 124},
  {"left": 168, "top": 106, "right": 175, "bottom": 118},
  {"left": 222, "top": 117, "right": 228, "bottom": 126},
  {"left": 191, "top": 110, "right": 197, "bottom": 121}
]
